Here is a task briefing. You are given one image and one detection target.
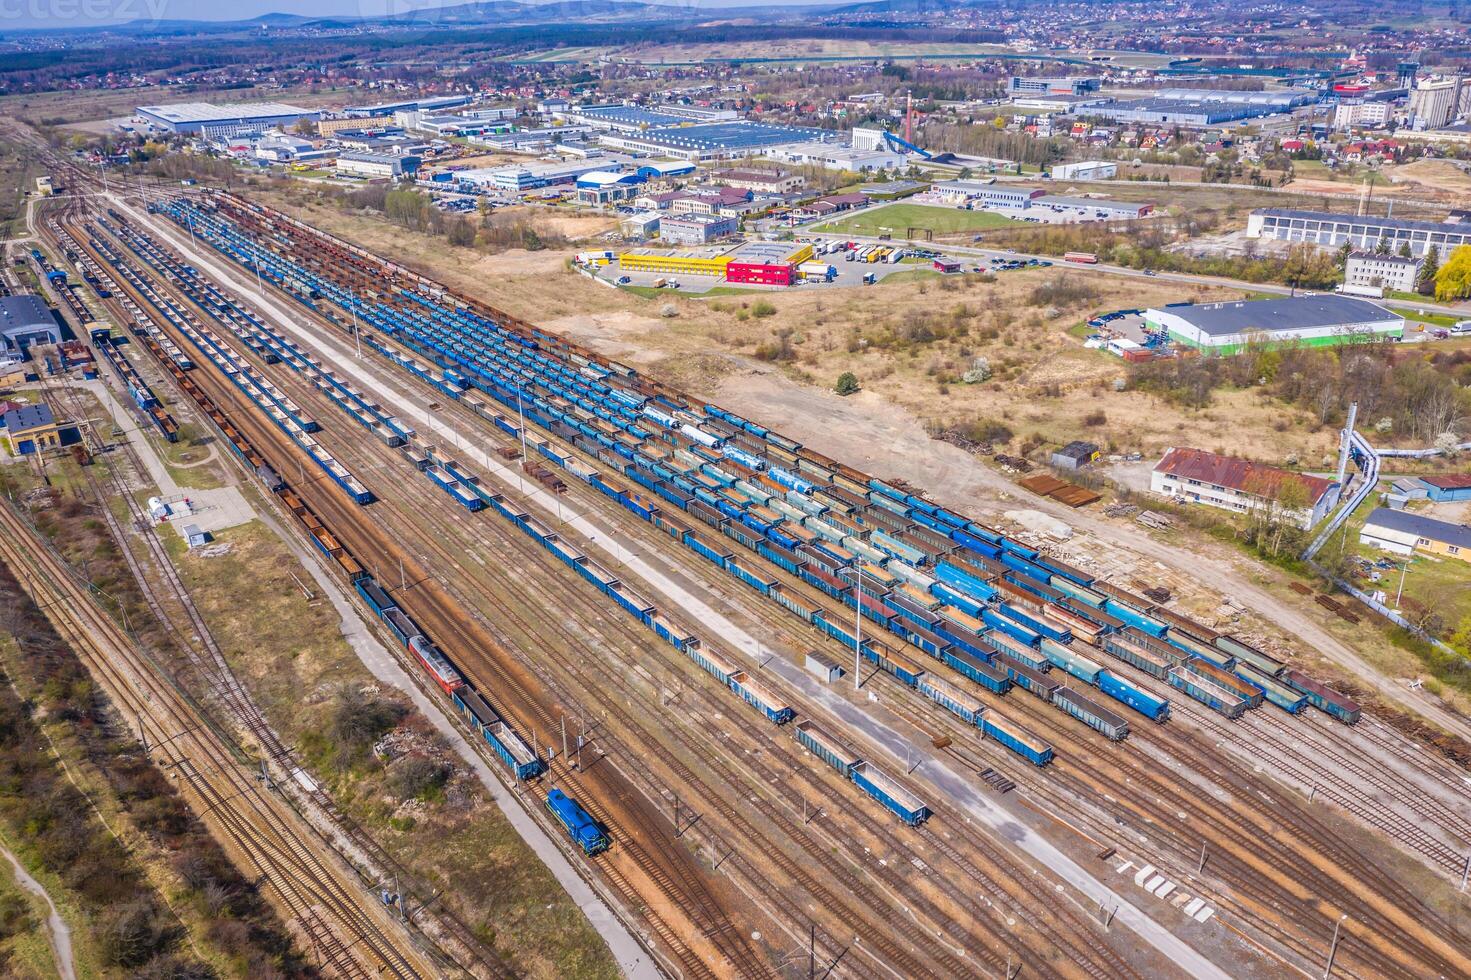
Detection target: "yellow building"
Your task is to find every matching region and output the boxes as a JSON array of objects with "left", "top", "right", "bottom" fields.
[
  {"left": 1360, "top": 508, "right": 1471, "bottom": 564},
  {"left": 2, "top": 403, "right": 75, "bottom": 454},
  {"left": 618, "top": 248, "right": 734, "bottom": 277}
]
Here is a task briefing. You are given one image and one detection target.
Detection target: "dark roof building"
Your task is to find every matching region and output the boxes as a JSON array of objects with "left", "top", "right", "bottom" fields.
[
  {"left": 1144, "top": 295, "right": 1403, "bottom": 353},
  {"left": 1361, "top": 507, "right": 1471, "bottom": 561},
  {"left": 0, "top": 295, "right": 60, "bottom": 353},
  {"left": 1051, "top": 440, "right": 1101, "bottom": 470}
]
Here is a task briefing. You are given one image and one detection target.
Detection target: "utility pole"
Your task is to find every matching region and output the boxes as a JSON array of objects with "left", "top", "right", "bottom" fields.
[
  {"left": 808, "top": 923, "right": 815, "bottom": 980},
  {"left": 561, "top": 716, "right": 568, "bottom": 764},
  {"left": 1396, "top": 559, "right": 1411, "bottom": 608},
  {"left": 1323, "top": 916, "right": 1345, "bottom": 978},
  {"left": 1198, "top": 842, "right": 1208, "bottom": 874},
  {"left": 349, "top": 284, "right": 361, "bottom": 357},
  {"left": 848, "top": 566, "right": 862, "bottom": 691}
]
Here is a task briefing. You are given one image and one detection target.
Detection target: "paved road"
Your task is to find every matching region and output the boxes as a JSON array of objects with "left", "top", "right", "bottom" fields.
[
  {"left": 0, "top": 837, "right": 75, "bottom": 980},
  {"left": 802, "top": 227, "right": 1471, "bottom": 318}
]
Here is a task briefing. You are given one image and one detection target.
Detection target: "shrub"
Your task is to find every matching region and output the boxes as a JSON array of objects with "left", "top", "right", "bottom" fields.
[
  {"left": 751, "top": 299, "right": 777, "bottom": 318},
  {"left": 386, "top": 756, "right": 451, "bottom": 802},
  {"left": 834, "top": 372, "right": 860, "bottom": 396}
]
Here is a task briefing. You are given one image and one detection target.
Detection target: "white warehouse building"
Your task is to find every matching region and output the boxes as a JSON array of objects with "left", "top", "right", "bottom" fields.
[{"left": 1049, "top": 161, "right": 1117, "bottom": 181}]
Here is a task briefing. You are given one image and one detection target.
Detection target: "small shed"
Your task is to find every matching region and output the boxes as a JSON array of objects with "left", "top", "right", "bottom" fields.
[
  {"left": 805, "top": 650, "right": 844, "bottom": 684},
  {"left": 182, "top": 524, "right": 210, "bottom": 549},
  {"left": 1051, "top": 440, "right": 1100, "bottom": 471}
]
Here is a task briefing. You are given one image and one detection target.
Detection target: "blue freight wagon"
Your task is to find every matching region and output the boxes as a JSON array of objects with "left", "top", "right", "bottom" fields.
[
  {"left": 850, "top": 761, "right": 931, "bottom": 826},
  {"left": 942, "top": 648, "right": 1013, "bottom": 695},
  {"left": 981, "top": 712, "right": 1053, "bottom": 766},
  {"left": 997, "top": 655, "right": 1059, "bottom": 701},
  {"left": 546, "top": 788, "right": 610, "bottom": 855},
  {"left": 1235, "top": 663, "right": 1307, "bottom": 714},
  {"left": 794, "top": 720, "right": 859, "bottom": 776},
  {"left": 1097, "top": 672, "right": 1170, "bottom": 722},
  {"left": 728, "top": 671, "right": 796, "bottom": 724},
  {"left": 1040, "top": 638, "right": 1102, "bottom": 684},
  {"left": 918, "top": 674, "right": 984, "bottom": 726}
]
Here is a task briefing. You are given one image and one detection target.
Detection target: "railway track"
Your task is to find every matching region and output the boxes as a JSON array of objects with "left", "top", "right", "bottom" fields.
[
  {"left": 127, "top": 200, "right": 1172, "bottom": 980},
  {"left": 100, "top": 186, "right": 1471, "bottom": 977},
  {"left": 81, "top": 195, "right": 1152, "bottom": 979},
  {"left": 74, "top": 213, "right": 768, "bottom": 980},
  {"left": 0, "top": 501, "right": 424, "bottom": 980}
]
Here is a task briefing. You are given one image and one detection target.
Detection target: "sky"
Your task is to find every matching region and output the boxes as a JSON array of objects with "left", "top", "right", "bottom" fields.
[{"left": 3, "top": 0, "right": 785, "bottom": 31}]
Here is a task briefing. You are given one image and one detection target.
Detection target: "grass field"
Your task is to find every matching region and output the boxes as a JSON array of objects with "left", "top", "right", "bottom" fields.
[
  {"left": 816, "top": 203, "right": 1020, "bottom": 237},
  {"left": 1390, "top": 306, "right": 1459, "bottom": 327}
]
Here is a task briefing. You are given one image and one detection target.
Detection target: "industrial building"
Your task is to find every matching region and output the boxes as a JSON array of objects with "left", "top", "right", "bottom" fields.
[
  {"left": 0, "top": 403, "right": 77, "bottom": 455},
  {"left": 1418, "top": 474, "right": 1471, "bottom": 503},
  {"left": 599, "top": 122, "right": 836, "bottom": 162},
  {"left": 711, "top": 169, "right": 805, "bottom": 194},
  {"left": 1050, "top": 161, "right": 1118, "bottom": 181},
  {"left": 1344, "top": 251, "right": 1421, "bottom": 294},
  {"left": 1247, "top": 208, "right": 1471, "bottom": 258},
  {"left": 1144, "top": 295, "right": 1403, "bottom": 353},
  {"left": 564, "top": 104, "right": 696, "bottom": 132},
  {"left": 135, "top": 101, "right": 318, "bottom": 136},
  {"left": 929, "top": 181, "right": 1041, "bottom": 208},
  {"left": 471, "top": 125, "right": 594, "bottom": 153},
  {"left": 620, "top": 212, "right": 661, "bottom": 239},
  {"left": 618, "top": 247, "right": 734, "bottom": 276},
  {"left": 768, "top": 142, "right": 904, "bottom": 172},
  {"left": 457, "top": 158, "right": 629, "bottom": 193},
  {"left": 1152, "top": 447, "right": 1338, "bottom": 530},
  {"left": 1034, "top": 195, "right": 1153, "bottom": 219},
  {"left": 344, "top": 95, "right": 471, "bottom": 117},
  {"left": 335, "top": 152, "right": 421, "bottom": 179},
  {"left": 1360, "top": 508, "right": 1471, "bottom": 562},
  {"left": 1408, "top": 76, "right": 1467, "bottom": 129},
  {"left": 574, "top": 170, "right": 644, "bottom": 205},
  {"left": 0, "top": 295, "right": 60, "bottom": 354},
  {"left": 1075, "top": 99, "right": 1280, "bottom": 126},
  {"left": 656, "top": 214, "right": 739, "bottom": 246},
  {"left": 1009, "top": 76, "right": 1102, "bottom": 96},
  {"left": 724, "top": 242, "right": 815, "bottom": 287}
]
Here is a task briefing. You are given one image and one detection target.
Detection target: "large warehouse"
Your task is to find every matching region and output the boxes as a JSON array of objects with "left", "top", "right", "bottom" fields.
[
  {"left": 135, "top": 101, "right": 318, "bottom": 135},
  {"left": 599, "top": 122, "right": 836, "bottom": 162},
  {"left": 1247, "top": 208, "right": 1471, "bottom": 258},
  {"left": 0, "top": 295, "right": 61, "bottom": 354},
  {"left": 1145, "top": 295, "right": 1403, "bottom": 353}
]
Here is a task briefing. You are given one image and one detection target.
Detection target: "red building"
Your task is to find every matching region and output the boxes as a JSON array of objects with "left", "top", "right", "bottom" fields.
[{"left": 724, "top": 242, "right": 812, "bottom": 287}]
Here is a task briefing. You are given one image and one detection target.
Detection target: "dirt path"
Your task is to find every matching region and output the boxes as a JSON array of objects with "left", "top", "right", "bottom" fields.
[
  {"left": 0, "top": 837, "right": 75, "bottom": 980},
  {"left": 655, "top": 355, "right": 1471, "bottom": 742}
]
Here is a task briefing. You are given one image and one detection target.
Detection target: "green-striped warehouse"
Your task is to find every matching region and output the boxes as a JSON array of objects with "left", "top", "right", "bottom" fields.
[{"left": 1145, "top": 295, "right": 1404, "bottom": 354}]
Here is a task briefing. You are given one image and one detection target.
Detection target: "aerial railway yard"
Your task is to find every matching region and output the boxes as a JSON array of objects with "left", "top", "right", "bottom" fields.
[{"left": 37, "top": 183, "right": 1471, "bottom": 979}]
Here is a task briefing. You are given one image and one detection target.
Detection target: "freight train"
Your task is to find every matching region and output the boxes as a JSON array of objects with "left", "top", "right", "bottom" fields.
[{"left": 150, "top": 194, "right": 1362, "bottom": 809}]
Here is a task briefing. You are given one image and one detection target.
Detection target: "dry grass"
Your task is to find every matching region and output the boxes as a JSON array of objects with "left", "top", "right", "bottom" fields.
[
  {"left": 173, "top": 520, "right": 617, "bottom": 979},
  {"left": 244, "top": 198, "right": 1345, "bottom": 465}
]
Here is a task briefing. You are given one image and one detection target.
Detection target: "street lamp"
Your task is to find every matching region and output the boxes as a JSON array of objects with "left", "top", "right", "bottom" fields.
[
  {"left": 845, "top": 565, "right": 862, "bottom": 691},
  {"left": 1395, "top": 556, "right": 1413, "bottom": 608}
]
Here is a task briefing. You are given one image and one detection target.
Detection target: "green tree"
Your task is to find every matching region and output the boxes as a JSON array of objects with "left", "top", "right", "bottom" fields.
[
  {"left": 1434, "top": 244, "right": 1471, "bottom": 301},
  {"left": 1418, "top": 245, "right": 1440, "bottom": 295},
  {"left": 1398, "top": 239, "right": 1414, "bottom": 259},
  {"left": 834, "top": 372, "right": 859, "bottom": 396},
  {"left": 1375, "top": 234, "right": 1392, "bottom": 255}
]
